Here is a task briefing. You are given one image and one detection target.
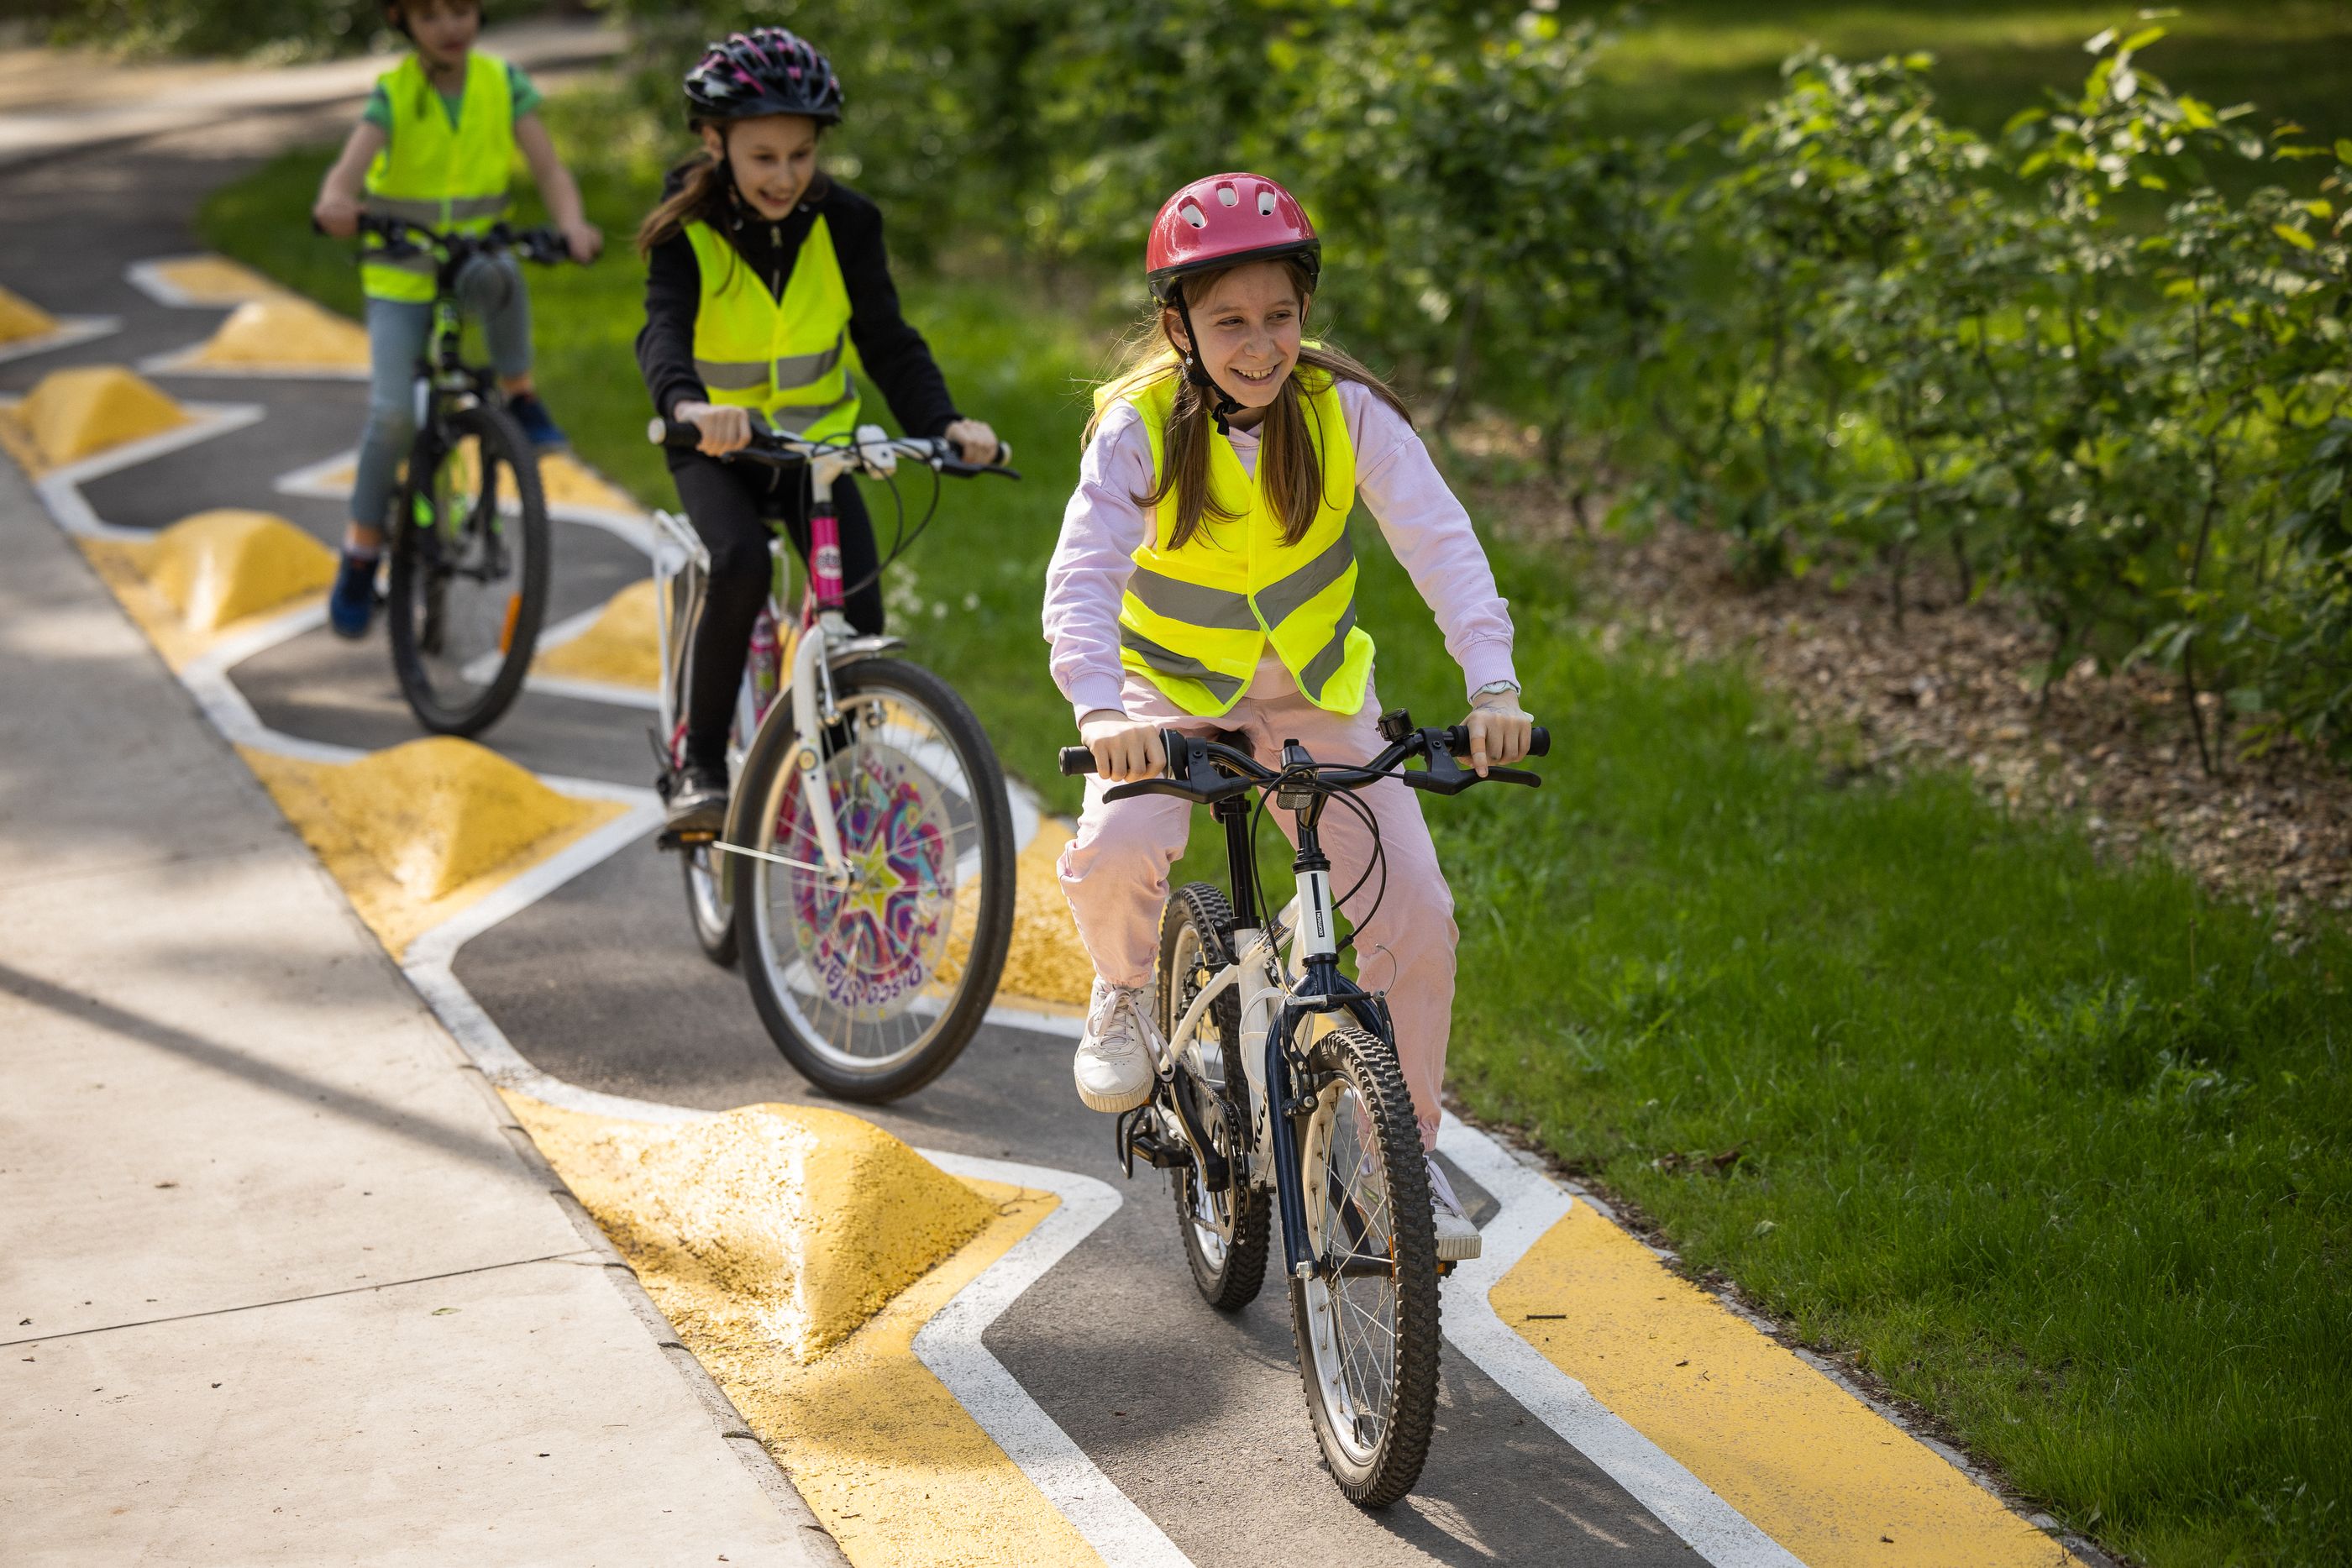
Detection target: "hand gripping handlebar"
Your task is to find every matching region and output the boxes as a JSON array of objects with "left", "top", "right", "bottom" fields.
[
  {"left": 1058, "top": 716, "right": 1551, "bottom": 801},
  {"left": 646, "top": 417, "right": 1019, "bottom": 480}
]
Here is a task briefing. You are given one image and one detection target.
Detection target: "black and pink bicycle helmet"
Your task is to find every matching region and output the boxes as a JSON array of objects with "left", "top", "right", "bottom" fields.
[{"left": 682, "top": 28, "right": 845, "bottom": 126}]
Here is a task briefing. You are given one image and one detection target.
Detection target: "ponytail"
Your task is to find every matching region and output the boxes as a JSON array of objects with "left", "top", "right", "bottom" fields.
[{"left": 635, "top": 148, "right": 731, "bottom": 256}]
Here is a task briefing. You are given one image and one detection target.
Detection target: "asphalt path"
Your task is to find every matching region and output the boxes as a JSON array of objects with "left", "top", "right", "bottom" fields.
[{"left": 7, "top": 122, "right": 1709, "bottom": 1566}]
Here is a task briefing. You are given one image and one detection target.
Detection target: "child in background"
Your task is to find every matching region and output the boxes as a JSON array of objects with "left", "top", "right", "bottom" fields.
[{"left": 311, "top": 0, "right": 601, "bottom": 639}]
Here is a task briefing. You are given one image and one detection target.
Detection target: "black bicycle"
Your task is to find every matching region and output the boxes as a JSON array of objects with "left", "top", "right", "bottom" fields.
[
  {"left": 1060, "top": 712, "right": 1547, "bottom": 1506},
  {"left": 333, "top": 212, "right": 574, "bottom": 737}
]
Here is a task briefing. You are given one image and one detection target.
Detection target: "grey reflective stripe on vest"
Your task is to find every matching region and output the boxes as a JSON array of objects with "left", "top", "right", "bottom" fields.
[
  {"left": 363, "top": 193, "right": 509, "bottom": 226},
  {"left": 1121, "top": 625, "right": 1247, "bottom": 705},
  {"left": 365, "top": 249, "right": 437, "bottom": 275},
  {"left": 1297, "top": 600, "right": 1358, "bottom": 696},
  {"left": 758, "top": 391, "right": 857, "bottom": 435},
  {"left": 1125, "top": 564, "right": 1259, "bottom": 632},
  {"left": 1251, "top": 532, "right": 1356, "bottom": 626},
  {"left": 695, "top": 333, "right": 848, "bottom": 396}
]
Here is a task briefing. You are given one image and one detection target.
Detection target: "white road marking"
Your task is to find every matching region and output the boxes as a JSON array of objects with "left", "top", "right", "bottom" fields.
[
  {"left": 0, "top": 394, "right": 265, "bottom": 541},
  {"left": 0, "top": 313, "right": 120, "bottom": 364},
  {"left": 138, "top": 339, "right": 370, "bottom": 380},
  {"left": 1438, "top": 1113, "right": 1809, "bottom": 1568}
]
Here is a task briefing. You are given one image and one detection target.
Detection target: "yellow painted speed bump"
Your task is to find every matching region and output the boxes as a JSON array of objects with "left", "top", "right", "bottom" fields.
[
  {"left": 944, "top": 825, "right": 1091, "bottom": 1009},
  {"left": 241, "top": 737, "right": 624, "bottom": 958},
  {"left": 513, "top": 1099, "right": 992, "bottom": 1361},
  {"left": 99, "top": 510, "right": 336, "bottom": 632},
  {"left": 536, "top": 451, "right": 642, "bottom": 514},
  {"left": 145, "top": 254, "right": 290, "bottom": 307},
  {"left": 0, "top": 365, "right": 188, "bottom": 472},
  {"left": 182, "top": 296, "right": 368, "bottom": 371},
  {"left": 1494, "top": 1207, "right": 2073, "bottom": 1567},
  {"left": 511, "top": 1094, "right": 1100, "bottom": 1566},
  {"left": 0, "top": 284, "right": 59, "bottom": 343},
  {"left": 535, "top": 578, "right": 659, "bottom": 690}
]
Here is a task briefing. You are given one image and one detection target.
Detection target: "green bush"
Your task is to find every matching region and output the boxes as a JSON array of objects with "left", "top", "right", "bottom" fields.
[{"left": 597, "top": 3, "right": 2352, "bottom": 766}]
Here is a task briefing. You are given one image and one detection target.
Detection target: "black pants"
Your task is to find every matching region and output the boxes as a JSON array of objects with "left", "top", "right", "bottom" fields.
[{"left": 670, "top": 450, "right": 885, "bottom": 769}]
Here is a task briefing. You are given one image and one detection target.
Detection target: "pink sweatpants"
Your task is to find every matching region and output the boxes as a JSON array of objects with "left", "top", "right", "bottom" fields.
[{"left": 1057, "top": 658, "right": 1459, "bottom": 1149}]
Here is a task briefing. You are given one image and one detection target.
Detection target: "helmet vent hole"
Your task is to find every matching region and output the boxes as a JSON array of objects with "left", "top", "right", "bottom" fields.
[
  {"left": 1257, "top": 189, "right": 1276, "bottom": 217},
  {"left": 1179, "top": 202, "right": 1207, "bottom": 228},
  {"left": 1215, "top": 183, "right": 1239, "bottom": 207}
]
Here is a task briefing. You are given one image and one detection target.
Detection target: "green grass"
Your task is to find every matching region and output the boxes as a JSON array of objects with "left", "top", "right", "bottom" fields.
[
  {"left": 204, "top": 104, "right": 2351, "bottom": 1566},
  {"left": 1562, "top": 1, "right": 2352, "bottom": 149}
]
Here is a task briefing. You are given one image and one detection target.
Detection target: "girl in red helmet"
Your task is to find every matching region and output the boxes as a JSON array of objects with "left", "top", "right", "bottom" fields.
[{"left": 1044, "top": 173, "right": 1535, "bottom": 1260}]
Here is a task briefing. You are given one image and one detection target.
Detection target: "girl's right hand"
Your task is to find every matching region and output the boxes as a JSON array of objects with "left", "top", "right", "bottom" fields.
[
  {"left": 675, "top": 401, "right": 753, "bottom": 457},
  {"left": 312, "top": 191, "right": 361, "bottom": 239},
  {"left": 1079, "top": 711, "right": 1166, "bottom": 784}
]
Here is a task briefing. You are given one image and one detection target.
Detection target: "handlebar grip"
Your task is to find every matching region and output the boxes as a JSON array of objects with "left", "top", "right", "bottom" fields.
[
  {"left": 1058, "top": 746, "right": 1098, "bottom": 776},
  {"left": 1444, "top": 724, "right": 1550, "bottom": 758},
  {"left": 648, "top": 416, "right": 705, "bottom": 451}
]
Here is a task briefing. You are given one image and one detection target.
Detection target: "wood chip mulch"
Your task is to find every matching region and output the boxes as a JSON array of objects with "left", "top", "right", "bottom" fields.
[{"left": 1463, "top": 471, "right": 2352, "bottom": 941}]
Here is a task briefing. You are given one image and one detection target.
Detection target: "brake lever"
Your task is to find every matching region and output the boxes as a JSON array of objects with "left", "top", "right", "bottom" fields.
[{"left": 1101, "top": 734, "right": 1252, "bottom": 805}]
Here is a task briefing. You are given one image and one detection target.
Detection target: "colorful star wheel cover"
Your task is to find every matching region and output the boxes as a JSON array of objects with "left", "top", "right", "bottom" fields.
[{"left": 770, "top": 738, "right": 958, "bottom": 1022}]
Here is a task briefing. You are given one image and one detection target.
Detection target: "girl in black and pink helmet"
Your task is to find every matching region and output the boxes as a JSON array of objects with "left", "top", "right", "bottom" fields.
[
  {"left": 634, "top": 27, "right": 999, "bottom": 834},
  {"left": 1043, "top": 173, "right": 1537, "bottom": 1261}
]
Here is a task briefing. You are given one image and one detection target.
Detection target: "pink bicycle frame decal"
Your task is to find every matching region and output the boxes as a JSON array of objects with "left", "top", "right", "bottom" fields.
[{"left": 803, "top": 504, "right": 845, "bottom": 625}]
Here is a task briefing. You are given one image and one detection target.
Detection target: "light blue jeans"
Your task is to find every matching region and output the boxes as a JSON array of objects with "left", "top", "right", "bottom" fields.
[{"left": 351, "top": 253, "right": 533, "bottom": 529}]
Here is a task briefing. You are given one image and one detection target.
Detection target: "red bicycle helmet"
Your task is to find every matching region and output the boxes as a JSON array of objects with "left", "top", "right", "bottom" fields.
[{"left": 1146, "top": 173, "right": 1321, "bottom": 302}]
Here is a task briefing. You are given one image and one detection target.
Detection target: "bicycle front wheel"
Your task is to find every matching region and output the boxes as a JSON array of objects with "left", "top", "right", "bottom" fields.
[
  {"left": 1289, "top": 1023, "right": 1441, "bottom": 1508},
  {"left": 386, "top": 401, "right": 550, "bottom": 737},
  {"left": 734, "top": 658, "right": 1016, "bottom": 1101}
]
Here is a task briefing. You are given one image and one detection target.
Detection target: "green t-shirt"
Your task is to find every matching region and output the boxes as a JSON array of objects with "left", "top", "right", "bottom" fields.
[{"left": 362, "top": 57, "right": 542, "bottom": 141}]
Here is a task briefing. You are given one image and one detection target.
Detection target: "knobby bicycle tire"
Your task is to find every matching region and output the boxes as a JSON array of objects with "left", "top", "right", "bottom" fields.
[
  {"left": 1289, "top": 1023, "right": 1442, "bottom": 1508},
  {"left": 1157, "top": 882, "right": 1270, "bottom": 1311},
  {"left": 386, "top": 401, "right": 549, "bottom": 737},
  {"left": 732, "top": 656, "right": 1016, "bottom": 1101}
]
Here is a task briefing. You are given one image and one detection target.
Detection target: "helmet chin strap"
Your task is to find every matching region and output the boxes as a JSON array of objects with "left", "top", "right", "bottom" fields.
[{"left": 1170, "top": 292, "right": 1243, "bottom": 434}]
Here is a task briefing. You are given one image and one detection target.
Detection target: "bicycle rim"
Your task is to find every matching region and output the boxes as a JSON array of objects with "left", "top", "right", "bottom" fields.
[
  {"left": 743, "top": 667, "right": 1000, "bottom": 1086},
  {"left": 1300, "top": 1078, "right": 1400, "bottom": 1467}
]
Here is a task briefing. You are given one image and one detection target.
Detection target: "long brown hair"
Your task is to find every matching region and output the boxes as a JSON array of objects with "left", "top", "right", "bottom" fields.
[{"left": 1085, "top": 257, "right": 1414, "bottom": 552}]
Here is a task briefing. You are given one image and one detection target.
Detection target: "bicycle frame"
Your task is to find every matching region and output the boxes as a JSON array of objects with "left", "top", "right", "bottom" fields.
[
  {"left": 1152, "top": 769, "right": 1396, "bottom": 1285},
  {"left": 651, "top": 431, "right": 910, "bottom": 885}
]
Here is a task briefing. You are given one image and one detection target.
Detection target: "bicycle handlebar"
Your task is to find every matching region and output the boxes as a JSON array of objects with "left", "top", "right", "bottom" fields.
[
  {"left": 314, "top": 212, "right": 573, "bottom": 266},
  {"left": 1058, "top": 719, "right": 1550, "bottom": 800},
  {"left": 646, "top": 415, "right": 1020, "bottom": 480}
]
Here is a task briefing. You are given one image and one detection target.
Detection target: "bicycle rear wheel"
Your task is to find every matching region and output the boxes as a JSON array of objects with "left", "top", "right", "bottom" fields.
[
  {"left": 1289, "top": 1023, "right": 1441, "bottom": 1508},
  {"left": 1158, "top": 883, "right": 1268, "bottom": 1311},
  {"left": 386, "top": 401, "right": 549, "bottom": 737},
  {"left": 734, "top": 658, "right": 1016, "bottom": 1101}
]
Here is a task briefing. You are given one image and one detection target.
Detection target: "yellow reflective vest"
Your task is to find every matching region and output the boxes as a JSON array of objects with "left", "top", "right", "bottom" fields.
[
  {"left": 360, "top": 51, "right": 515, "bottom": 303},
  {"left": 1107, "top": 365, "right": 1373, "bottom": 717},
  {"left": 684, "top": 217, "right": 860, "bottom": 443}
]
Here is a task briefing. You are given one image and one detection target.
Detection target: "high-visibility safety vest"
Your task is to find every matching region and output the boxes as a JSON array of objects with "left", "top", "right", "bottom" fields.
[
  {"left": 1109, "top": 366, "right": 1373, "bottom": 717},
  {"left": 684, "top": 217, "right": 860, "bottom": 443},
  {"left": 360, "top": 52, "right": 515, "bottom": 303}
]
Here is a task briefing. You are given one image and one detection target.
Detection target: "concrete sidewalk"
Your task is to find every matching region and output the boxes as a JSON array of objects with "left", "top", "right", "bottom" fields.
[
  {"left": 0, "top": 18, "right": 626, "bottom": 170},
  {"left": 0, "top": 454, "right": 832, "bottom": 1558}
]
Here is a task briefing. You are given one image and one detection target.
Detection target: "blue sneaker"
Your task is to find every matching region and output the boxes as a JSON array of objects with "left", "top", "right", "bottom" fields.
[
  {"left": 328, "top": 549, "right": 379, "bottom": 640},
  {"left": 506, "top": 392, "right": 568, "bottom": 451}
]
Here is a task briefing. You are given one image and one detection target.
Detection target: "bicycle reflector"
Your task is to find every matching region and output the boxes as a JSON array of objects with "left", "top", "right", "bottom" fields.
[{"left": 1275, "top": 738, "right": 1317, "bottom": 814}]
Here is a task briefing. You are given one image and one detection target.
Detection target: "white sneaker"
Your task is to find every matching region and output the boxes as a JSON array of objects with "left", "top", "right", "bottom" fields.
[
  {"left": 1426, "top": 1156, "right": 1483, "bottom": 1261},
  {"left": 1074, "top": 978, "right": 1158, "bottom": 1113}
]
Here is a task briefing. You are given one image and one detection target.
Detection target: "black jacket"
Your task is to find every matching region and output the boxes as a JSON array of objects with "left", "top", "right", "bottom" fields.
[{"left": 635, "top": 175, "right": 961, "bottom": 449}]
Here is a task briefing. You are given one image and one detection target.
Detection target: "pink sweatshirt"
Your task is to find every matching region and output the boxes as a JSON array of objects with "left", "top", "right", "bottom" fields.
[{"left": 1042, "top": 378, "right": 1518, "bottom": 724}]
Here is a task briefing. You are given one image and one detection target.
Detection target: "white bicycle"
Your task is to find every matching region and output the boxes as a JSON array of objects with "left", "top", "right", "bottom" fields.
[
  {"left": 1061, "top": 715, "right": 1548, "bottom": 1505},
  {"left": 649, "top": 417, "right": 1020, "bottom": 1101}
]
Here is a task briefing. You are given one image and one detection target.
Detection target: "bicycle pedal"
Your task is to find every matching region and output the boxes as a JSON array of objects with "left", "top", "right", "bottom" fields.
[{"left": 655, "top": 825, "right": 718, "bottom": 852}]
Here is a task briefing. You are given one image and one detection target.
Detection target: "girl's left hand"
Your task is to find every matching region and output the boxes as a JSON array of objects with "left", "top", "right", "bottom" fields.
[
  {"left": 943, "top": 417, "right": 1000, "bottom": 467},
  {"left": 1461, "top": 688, "right": 1534, "bottom": 777},
  {"left": 563, "top": 220, "right": 604, "bottom": 265}
]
